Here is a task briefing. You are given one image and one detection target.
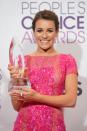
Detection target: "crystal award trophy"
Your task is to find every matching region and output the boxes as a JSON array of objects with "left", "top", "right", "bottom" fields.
[{"left": 8, "top": 38, "right": 31, "bottom": 91}]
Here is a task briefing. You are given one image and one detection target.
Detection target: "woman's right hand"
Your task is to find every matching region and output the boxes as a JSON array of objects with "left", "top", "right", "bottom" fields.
[
  {"left": 9, "top": 89, "right": 24, "bottom": 111},
  {"left": 8, "top": 64, "right": 19, "bottom": 79},
  {"left": 8, "top": 64, "right": 25, "bottom": 111}
]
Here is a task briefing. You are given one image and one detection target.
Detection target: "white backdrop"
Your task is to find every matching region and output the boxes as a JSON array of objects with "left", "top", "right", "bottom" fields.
[{"left": 0, "top": 0, "right": 87, "bottom": 131}]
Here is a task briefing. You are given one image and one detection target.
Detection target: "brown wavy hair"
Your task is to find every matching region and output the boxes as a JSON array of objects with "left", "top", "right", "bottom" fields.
[{"left": 32, "top": 10, "right": 59, "bottom": 32}]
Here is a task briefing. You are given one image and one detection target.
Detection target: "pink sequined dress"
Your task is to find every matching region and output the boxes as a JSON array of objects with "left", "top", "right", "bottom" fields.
[{"left": 13, "top": 54, "right": 78, "bottom": 131}]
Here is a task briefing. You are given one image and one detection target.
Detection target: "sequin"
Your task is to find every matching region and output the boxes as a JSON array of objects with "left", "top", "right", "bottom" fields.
[{"left": 13, "top": 54, "right": 77, "bottom": 131}]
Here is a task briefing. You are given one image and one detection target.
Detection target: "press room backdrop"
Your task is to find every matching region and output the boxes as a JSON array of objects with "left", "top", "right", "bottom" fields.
[{"left": 0, "top": 0, "right": 87, "bottom": 131}]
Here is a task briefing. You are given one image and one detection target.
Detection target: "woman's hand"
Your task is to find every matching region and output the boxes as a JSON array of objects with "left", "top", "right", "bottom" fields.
[
  {"left": 8, "top": 64, "right": 27, "bottom": 87},
  {"left": 13, "top": 87, "right": 41, "bottom": 103},
  {"left": 9, "top": 89, "right": 24, "bottom": 101},
  {"left": 9, "top": 89, "right": 24, "bottom": 111},
  {"left": 8, "top": 64, "right": 19, "bottom": 79}
]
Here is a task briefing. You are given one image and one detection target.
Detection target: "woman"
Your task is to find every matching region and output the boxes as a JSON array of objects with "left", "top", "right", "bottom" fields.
[{"left": 8, "top": 10, "right": 78, "bottom": 131}]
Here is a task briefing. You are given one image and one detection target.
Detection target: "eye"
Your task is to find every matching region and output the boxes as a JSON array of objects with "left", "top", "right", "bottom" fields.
[
  {"left": 47, "top": 29, "right": 54, "bottom": 32},
  {"left": 36, "top": 29, "right": 43, "bottom": 33}
]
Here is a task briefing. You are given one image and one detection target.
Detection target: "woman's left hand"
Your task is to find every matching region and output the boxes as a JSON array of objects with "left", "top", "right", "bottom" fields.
[{"left": 15, "top": 87, "right": 40, "bottom": 103}]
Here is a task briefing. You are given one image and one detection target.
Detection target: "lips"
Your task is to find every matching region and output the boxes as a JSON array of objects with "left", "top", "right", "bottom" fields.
[{"left": 40, "top": 40, "right": 50, "bottom": 44}]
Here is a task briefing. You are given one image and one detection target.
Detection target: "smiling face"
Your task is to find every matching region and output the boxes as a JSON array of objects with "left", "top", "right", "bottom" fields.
[{"left": 33, "top": 19, "right": 58, "bottom": 52}]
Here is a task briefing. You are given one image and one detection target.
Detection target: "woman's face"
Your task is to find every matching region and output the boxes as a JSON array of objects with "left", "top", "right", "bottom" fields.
[{"left": 33, "top": 19, "right": 58, "bottom": 51}]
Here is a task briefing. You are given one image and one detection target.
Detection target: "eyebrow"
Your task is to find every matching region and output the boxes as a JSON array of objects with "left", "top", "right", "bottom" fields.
[{"left": 36, "top": 28, "right": 55, "bottom": 30}]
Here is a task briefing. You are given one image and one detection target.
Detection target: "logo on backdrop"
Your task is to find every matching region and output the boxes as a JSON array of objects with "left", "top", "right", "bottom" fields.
[
  {"left": 20, "top": 0, "right": 86, "bottom": 44},
  {"left": 18, "top": 1, "right": 85, "bottom": 96},
  {"left": 78, "top": 81, "right": 82, "bottom": 96}
]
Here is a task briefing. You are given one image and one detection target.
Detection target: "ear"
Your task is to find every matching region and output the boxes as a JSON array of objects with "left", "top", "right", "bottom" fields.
[
  {"left": 54, "top": 31, "right": 58, "bottom": 41},
  {"left": 56, "top": 31, "right": 59, "bottom": 37},
  {"left": 32, "top": 30, "right": 36, "bottom": 39},
  {"left": 32, "top": 30, "right": 35, "bottom": 37},
  {"left": 32, "top": 30, "right": 37, "bottom": 43},
  {"left": 54, "top": 31, "right": 59, "bottom": 44}
]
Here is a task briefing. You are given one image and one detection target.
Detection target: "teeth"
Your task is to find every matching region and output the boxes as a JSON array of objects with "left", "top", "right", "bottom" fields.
[{"left": 41, "top": 40, "right": 48, "bottom": 43}]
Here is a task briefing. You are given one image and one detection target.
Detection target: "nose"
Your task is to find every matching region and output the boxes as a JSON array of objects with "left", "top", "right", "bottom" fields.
[{"left": 42, "top": 31, "right": 48, "bottom": 39}]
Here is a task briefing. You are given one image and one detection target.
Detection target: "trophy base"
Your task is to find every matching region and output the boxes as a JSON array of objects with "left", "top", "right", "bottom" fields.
[
  {"left": 8, "top": 78, "right": 31, "bottom": 92},
  {"left": 9, "top": 85, "right": 31, "bottom": 92},
  {"left": 13, "top": 85, "right": 30, "bottom": 88}
]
